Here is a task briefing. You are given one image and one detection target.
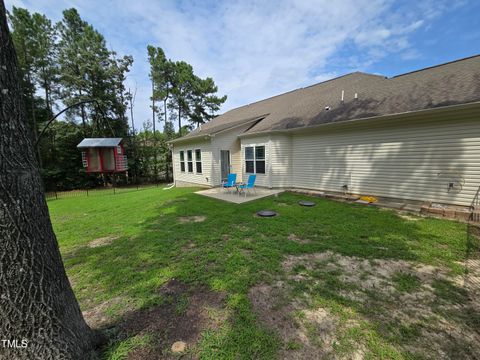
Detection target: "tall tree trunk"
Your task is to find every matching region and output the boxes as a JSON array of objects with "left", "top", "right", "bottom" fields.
[
  {"left": 0, "top": 4, "right": 97, "bottom": 359},
  {"left": 129, "top": 96, "right": 135, "bottom": 134},
  {"left": 151, "top": 80, "right": 157, "bottom": 182},
  {"left": 42, "top": 67, "right": 52, "bottom": 114},
  {"left": 178, "top": 103, "right": 181, "bottom": 134},
  {"left": 78, "top": 88, "right": 86, "bottom": 134},
  {"left": 163, "top": 98, "right": 167, "bottom": 133}
]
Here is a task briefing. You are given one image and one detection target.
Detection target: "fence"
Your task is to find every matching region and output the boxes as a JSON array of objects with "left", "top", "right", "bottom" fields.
[{"left": 45, "top": 182, "right": 167, "bottom": 200}]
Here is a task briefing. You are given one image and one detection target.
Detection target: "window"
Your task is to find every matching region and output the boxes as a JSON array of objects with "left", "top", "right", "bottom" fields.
[
  {"left": 187, "top": 150, "right": 193, "bottom": 173},
  {"left": 255, "top": 146, "right": 265, "bottom": 174},
  {"left": 195, "top": 149, "right": 202, "bottom": 173},
  {"left": 245, "top": 145, "right": 265, "bottom": 174},
  {"left": 116, "top": 145, "right": 122, "bottom": 154},
  {"left": 180, "top": 151, "right": 185, "bottom": 172}
]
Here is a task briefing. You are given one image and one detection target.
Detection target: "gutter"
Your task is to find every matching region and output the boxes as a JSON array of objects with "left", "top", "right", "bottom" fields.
[
  {"left": 168, "top": 134, "right": 212, "bottom": 145},
  {"left": 167, "top": 114, "right": 268, "bottom": 145},
  {"left": 237, "top": 101, "right": 480, "bottom": 139}
]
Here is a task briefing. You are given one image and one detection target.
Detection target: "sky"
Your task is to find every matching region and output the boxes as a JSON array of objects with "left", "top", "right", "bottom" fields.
[{"left": 5, "top": 0, "right": 480, "bottom": 131}]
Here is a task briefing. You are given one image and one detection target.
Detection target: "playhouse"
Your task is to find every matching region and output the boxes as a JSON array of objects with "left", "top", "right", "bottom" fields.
[{"left": 77, "top": 138, "right": 128, "bottom": 173}]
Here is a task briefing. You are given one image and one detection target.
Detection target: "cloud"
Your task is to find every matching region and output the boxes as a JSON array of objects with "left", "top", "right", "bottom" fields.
[{"left": 5, "top": 0, "right": 454, "bottom": 131}]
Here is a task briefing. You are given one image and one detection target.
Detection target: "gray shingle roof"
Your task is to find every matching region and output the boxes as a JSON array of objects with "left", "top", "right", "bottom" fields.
[
  {"left": 77, "top": 138, "right": 123, "bottom": 148},
  {"left": 175, "top": 55, "right": 480, "bottom": 141}
]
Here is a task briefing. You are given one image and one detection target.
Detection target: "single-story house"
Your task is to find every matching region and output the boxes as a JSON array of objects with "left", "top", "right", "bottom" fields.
[{"left": 169, "top": 55, "right": 480, "bottom": 206}]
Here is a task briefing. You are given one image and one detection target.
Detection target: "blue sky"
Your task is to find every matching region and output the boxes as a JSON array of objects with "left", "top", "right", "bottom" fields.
[{"left": 6, "top": 0, "right": 480, "bottom": 131}]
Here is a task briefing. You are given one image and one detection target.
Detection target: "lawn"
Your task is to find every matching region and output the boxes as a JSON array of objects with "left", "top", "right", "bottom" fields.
[{"left": 48, "top": 187, "right": 480, "bottom": 359}]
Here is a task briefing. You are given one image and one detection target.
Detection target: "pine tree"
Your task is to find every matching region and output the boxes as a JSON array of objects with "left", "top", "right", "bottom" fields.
[{"left": 189, "top": 76, "right": 227, "bottom": 128}]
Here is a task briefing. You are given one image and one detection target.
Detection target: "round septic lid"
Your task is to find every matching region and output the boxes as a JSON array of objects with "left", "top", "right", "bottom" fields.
[
  {"left": 298, "top": 200, "right": 316, "bottom": 207},
  {"left": 256, "top": 210, "right": 278, "bottom": 217}
]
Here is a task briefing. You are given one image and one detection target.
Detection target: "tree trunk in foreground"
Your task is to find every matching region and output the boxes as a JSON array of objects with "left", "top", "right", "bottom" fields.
[{"left": 0, "top": 2, "right": 96, "bottom": 359}]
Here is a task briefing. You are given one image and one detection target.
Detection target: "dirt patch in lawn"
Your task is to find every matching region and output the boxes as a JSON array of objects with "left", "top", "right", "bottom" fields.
[
  {"left": 178, "top": 216, "right": 206, "bottom": 224},
  {"left": 83, "top": 296, "right": 134, "bottom": 329},
  {"left": 251, "top": 251, "right": 480, "bottom": 359},
  {"left": 115, "top": 279, "right": 227, "bottom": 359},
  {"left": 287, "top": 233, "right": 311, "bottom": 244},
  {"left": 88, "top": 235, "right": 120, "bottom": 248},
  {"left": 249, "top": 281, "right": 350, "bottom": 359},
  {"left": 163, "top": 197, "right": 188, "bottom": 207}
]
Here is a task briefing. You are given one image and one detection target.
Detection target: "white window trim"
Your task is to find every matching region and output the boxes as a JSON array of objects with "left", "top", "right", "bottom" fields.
[
  {"left": 245, "top": 145, "right": 266, "bottom": 174},
  {"left": 195, "top": 149, "right": 202, "bottom": 174},
  {"left": 187, "top": 150, "right": 194, "bottom": 173},
  {"left": 179, "top": 150, "right": 186, "bottom": 172}
]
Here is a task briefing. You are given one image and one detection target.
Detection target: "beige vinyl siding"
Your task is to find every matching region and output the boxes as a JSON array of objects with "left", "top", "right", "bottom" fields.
[
  {"left": 173, "top": 140, "right": 212, "bottom": 186},
  {"left": 239, "top": 134, "right": 292, "bottom": 188},
  {"left": 211, "top": 124, "right": 252, "bottom": 186},
  {"left": 240, "top": 135, "right": 271, "bottom": 187},
  {"left": 291, "top": 109, "right": 480, "bottom": 206},
  {"left": 230, "top": 140, "right": 242, "bottom": 181},
  {"left": 270, "top": 134, "right": 292, "bottom": 188}
]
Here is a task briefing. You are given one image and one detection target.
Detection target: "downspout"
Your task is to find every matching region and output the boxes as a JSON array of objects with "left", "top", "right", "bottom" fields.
[
  {"left": 289, "top": 134, "right": 293, "bottom": 189},
  {"left": 170, "top": 143, "right": 176, "bottom": 187},
  {"left": 210, "top": 135, "right": 215, "bottom": 187},
  {"left": 268, "top": 135, "right": 273, "bottom": 189}
]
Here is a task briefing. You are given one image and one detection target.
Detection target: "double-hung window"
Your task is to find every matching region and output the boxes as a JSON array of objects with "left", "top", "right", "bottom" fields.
[
  {"left": 187, "top": 150, "right": 193, "bottom": 173},
  {"left": 195, "top": 149, "right": 202, "bottom": 173},
  {"left": 245, "top": 145, "right": 265, "bottom": 174},
  {"left": 180, "top": 151, "right": 185, "bottom": 172}
]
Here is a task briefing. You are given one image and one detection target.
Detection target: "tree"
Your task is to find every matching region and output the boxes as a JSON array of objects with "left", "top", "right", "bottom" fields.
[
  {"left": 189, "top": 76, "right": 226, "bottom": 128},
  {"left": 58, "top": 8, "right": 132, "bottom": 137},
  {"left": 109, "top": 53, "right": 133, "bottom": 131},
  {"left": 0, "top": 2, "right": 98, "bottom": 358},
  {"left": 7, "top": 7, "right": 42, "bottom": 161},
  {"left": 31, "top": 11, "right": 58, "bottom": 114},
  {"left": 147, "top": 45, "right": 175, "bottom": 132},
  {"left": 169, "top": 60, "right": 195, "bottom": 132},
  {"left": 57, "top": 8, "right": 89, "bottom": 129}
]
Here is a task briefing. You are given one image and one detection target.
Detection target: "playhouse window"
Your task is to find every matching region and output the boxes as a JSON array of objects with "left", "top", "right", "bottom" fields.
[
  {"left": 116, "top": 146, "right": 122, "bottom": 154},
  {"left": 187, "top": 150, "right": 193, "bottom": 173},
  {"left": 180, "top": 151, "right": 185, "bottom": 172},
  {"left": 245, "top": 145, "right": 265, "bottom": 174},
  {"left": 195, "top": 149, "right": 202, "bottom": 173}
]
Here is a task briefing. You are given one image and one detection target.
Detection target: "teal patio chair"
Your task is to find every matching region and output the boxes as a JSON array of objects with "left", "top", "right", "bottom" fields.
[
  {"left": 238, "top": 174, "right": 256, "bottom": 197},
  {"left": 222, "top": 173, "right": 237, "bottom": 193}
]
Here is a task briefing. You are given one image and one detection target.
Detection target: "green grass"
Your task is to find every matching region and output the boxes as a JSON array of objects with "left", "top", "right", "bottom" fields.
[
  {"left": 392, "top": 272, "right": 421, "bottom": 293},
  {"left": 104, "top": 334, "right": 152, "bottom": 360},
  {"left": 48, "top": 187, "right": 472, "bottom": 359}
]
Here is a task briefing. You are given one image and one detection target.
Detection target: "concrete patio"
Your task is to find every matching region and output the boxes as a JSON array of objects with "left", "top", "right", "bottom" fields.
[{"left": 195, "top": 187, "right": 283, "bottom": 204}]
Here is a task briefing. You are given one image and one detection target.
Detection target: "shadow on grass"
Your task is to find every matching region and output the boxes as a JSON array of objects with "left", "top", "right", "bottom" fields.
[{"left": 59, "top": 190, "right": 472, "bottom": 359}]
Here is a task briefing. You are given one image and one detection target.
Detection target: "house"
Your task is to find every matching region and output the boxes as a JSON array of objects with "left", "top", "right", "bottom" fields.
[
  {"left": 169, "top": 55, "right": 480, "bottom": 206},
  {"left": 77, "top": 138, "right": 128, "bottom": 173}
]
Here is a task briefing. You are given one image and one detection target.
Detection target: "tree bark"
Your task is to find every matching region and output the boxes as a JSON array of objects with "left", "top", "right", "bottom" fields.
[
  {"left": 0, "top": 3, "right": 97, "bottom": 359},
  {"left": 178, "top": 104, "right": 181, "bottom": 134},
  {"left": 163, "top": 99, "right": 166, "bottom": 130}
]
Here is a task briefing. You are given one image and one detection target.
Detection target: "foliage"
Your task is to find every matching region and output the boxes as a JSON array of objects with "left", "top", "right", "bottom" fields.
[
  {"left": 148, "top": 45, "right": 227, "bottom": 132},
  {"left": 57, "top": 8, "right": 132, "bottom": 136},
  {"left": 8, "top": 6, "right": 133, "bottom": 190},
  {"left": 8, "top": 6, "right": 226, "bottom": 191}
]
